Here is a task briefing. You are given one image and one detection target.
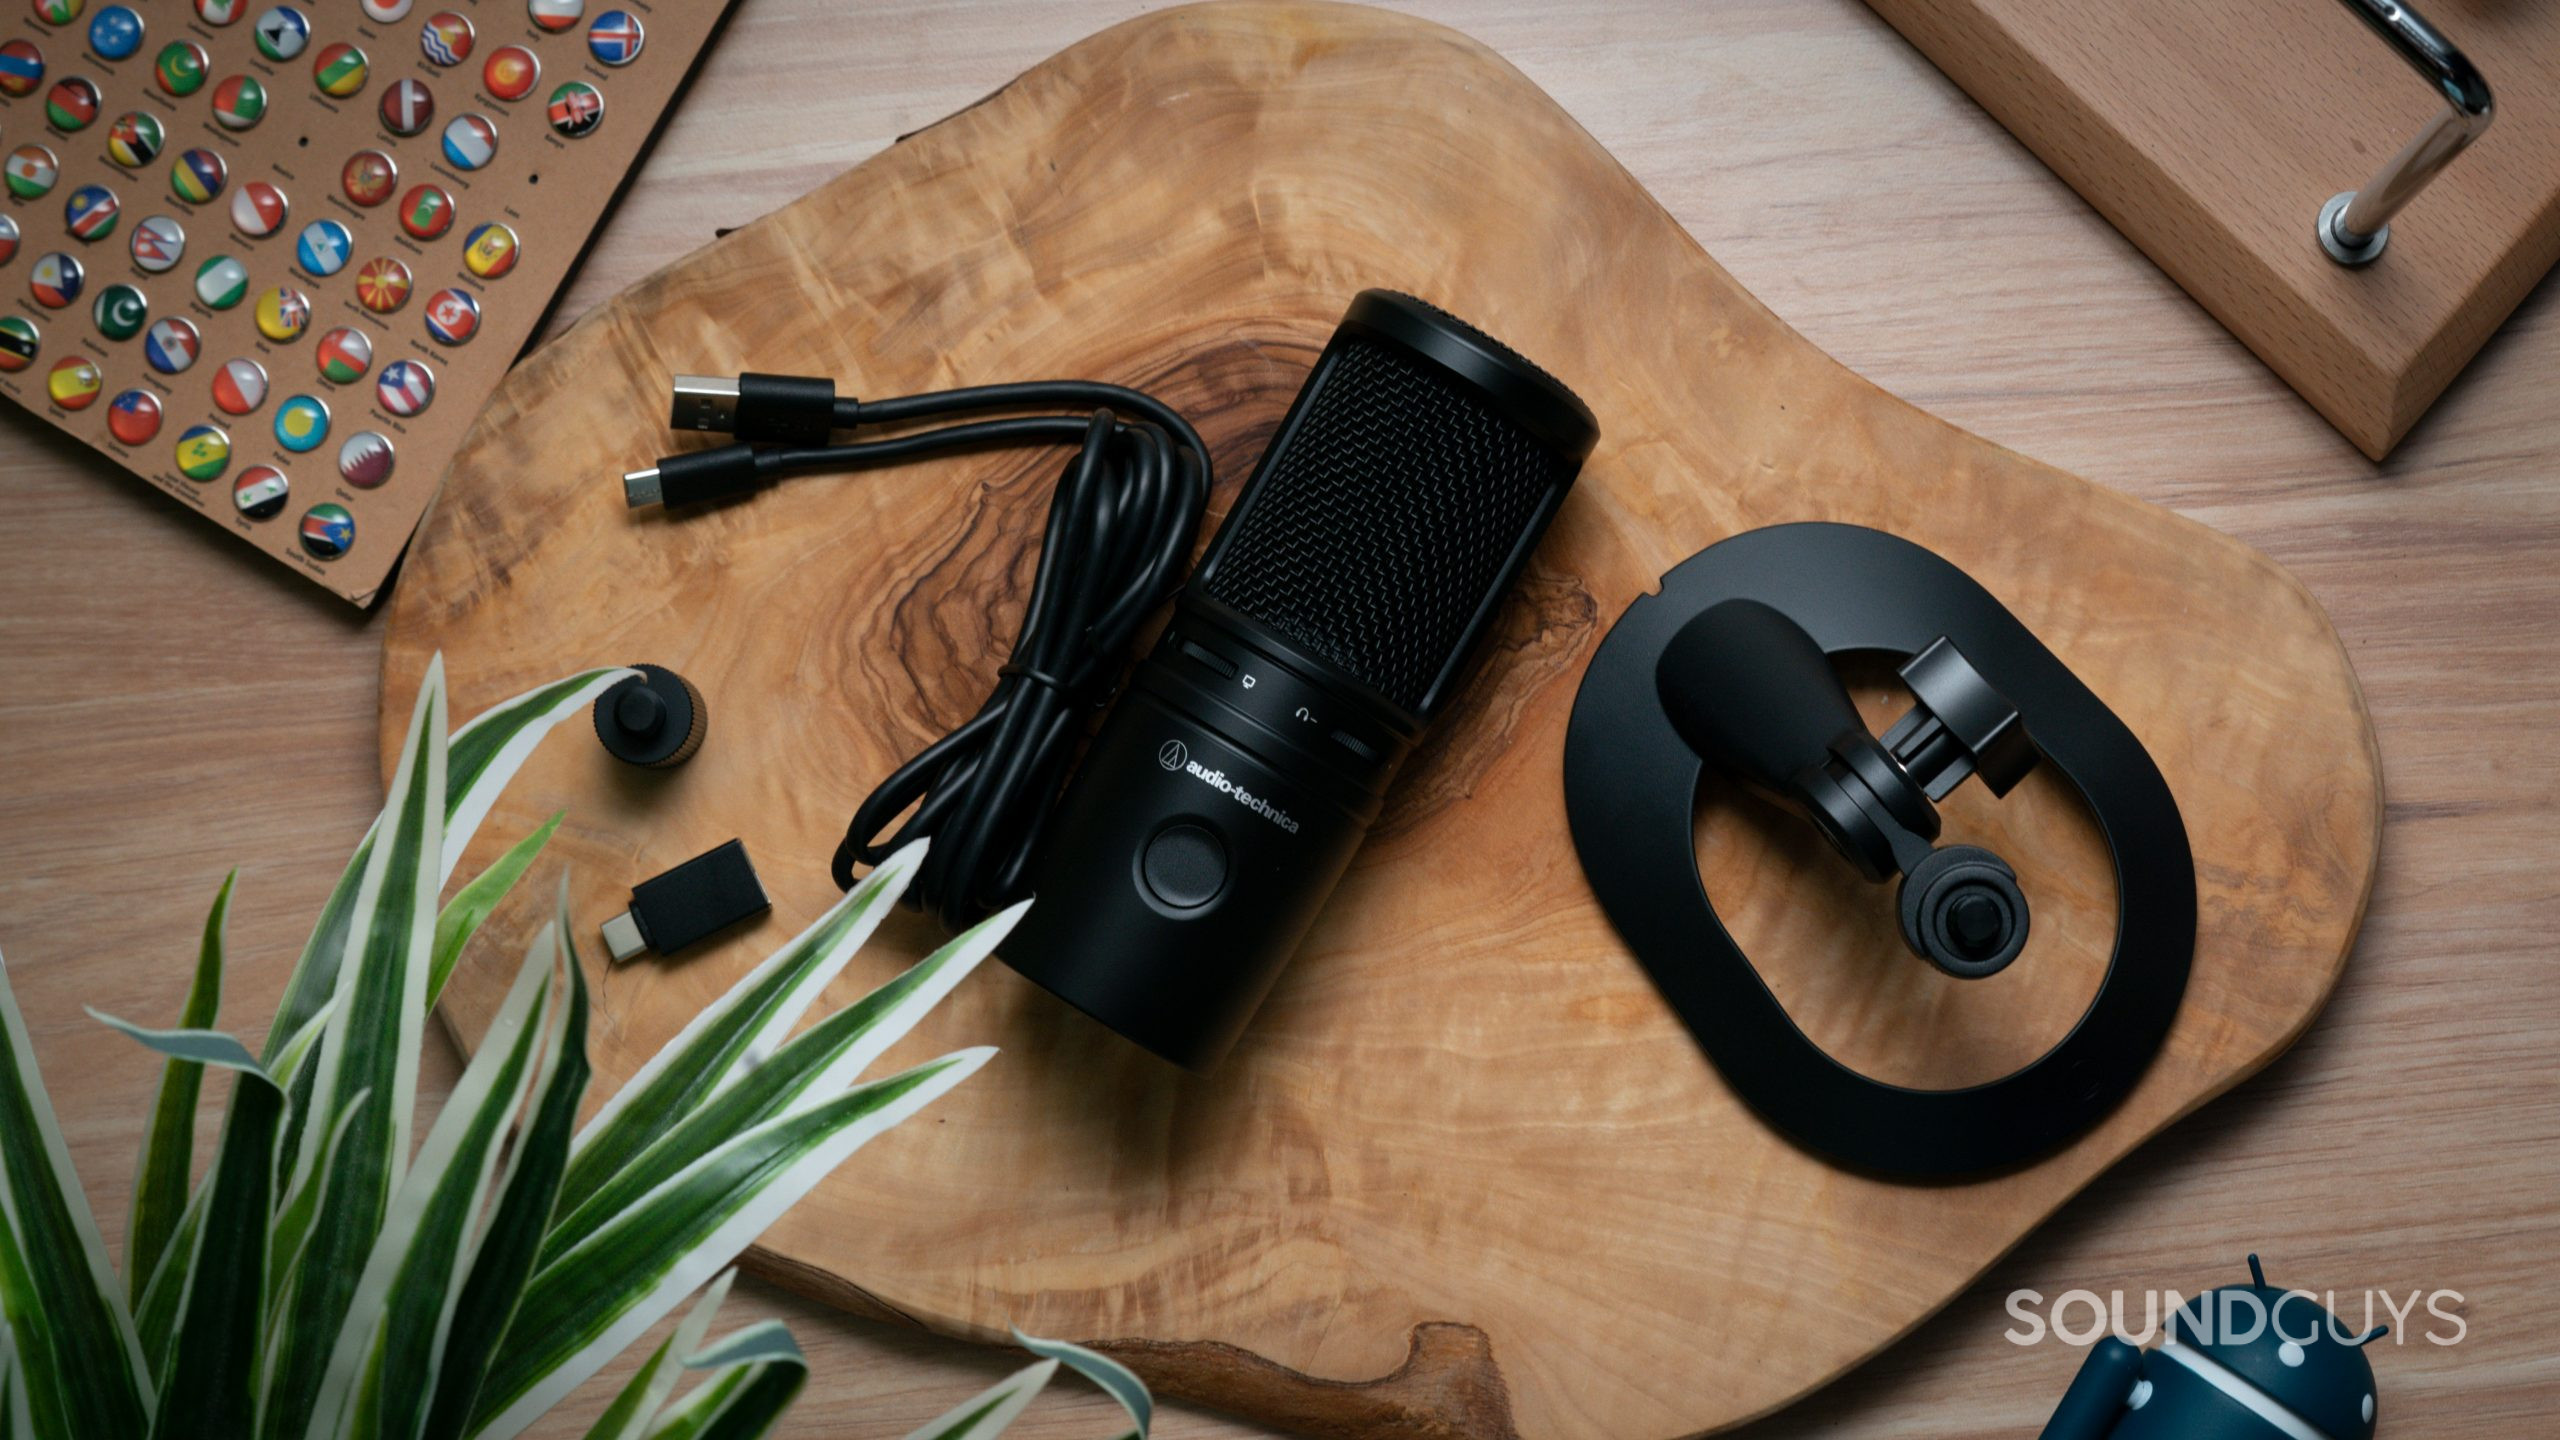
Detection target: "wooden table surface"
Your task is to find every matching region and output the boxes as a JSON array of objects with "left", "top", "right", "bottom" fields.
[{"left": 3, "top": 3, "right": 2551, "bottom": 1437}]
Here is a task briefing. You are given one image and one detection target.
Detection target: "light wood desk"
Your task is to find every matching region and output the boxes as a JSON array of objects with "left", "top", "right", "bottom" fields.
[{"left": 3, "top": 3, "right": 2551, "bottom": 1436}]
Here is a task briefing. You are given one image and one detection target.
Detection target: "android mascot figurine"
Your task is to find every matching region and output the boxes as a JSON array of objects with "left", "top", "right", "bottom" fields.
[{"left": 2040, "top": 1256, "right": 2386, "bottom": 1440}]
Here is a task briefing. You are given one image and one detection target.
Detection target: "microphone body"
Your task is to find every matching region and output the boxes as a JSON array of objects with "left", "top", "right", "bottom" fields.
[{"left": 999, "top": 290, "right": 1599, "bottom": 1071}]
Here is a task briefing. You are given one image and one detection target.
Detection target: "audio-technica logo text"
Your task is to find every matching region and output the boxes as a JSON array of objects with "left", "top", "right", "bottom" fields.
[{"left": 1161, "top": 738, "right": 1299, "bottom": 834}]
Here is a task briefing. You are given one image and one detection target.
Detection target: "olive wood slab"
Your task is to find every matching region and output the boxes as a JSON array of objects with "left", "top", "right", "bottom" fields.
[{"left": 380, "top": 5, "right": 2382, "bottom": 1435}]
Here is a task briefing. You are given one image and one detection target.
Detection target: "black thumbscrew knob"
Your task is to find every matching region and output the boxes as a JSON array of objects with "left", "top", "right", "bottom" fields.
[
  {"left": 1899, "top": 844, "right": 2029, "bottom": 979},
  {"left": 1947, "top": 891, "right": 2006, "bottom": 959},
  {"left": 595, "top": 664, "right": 706, "bottom": 768}
]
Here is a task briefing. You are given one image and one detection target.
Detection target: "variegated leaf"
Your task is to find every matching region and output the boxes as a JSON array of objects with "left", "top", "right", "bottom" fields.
[
  {"left": 261, "top": 661, "right": 447, "bottom": 1440},
  {"left": 134, "top": 1041, "right": 284, "bottom": 1440},
  {"left": 266, "top": 668, "right": 630, "bottom": 1068},
  {"left": 469, "top": 1047, "right": 994, "bottom": 1440},
  {"left": 1013, "top": 1330, "right": 1151, "bottom": 1439},
  {"left": 0, "top": 949, "right": 150, "bottom": 1437},
  {"left": 126, "top": 872, "right": 231, "bottom": 1309},
  {"left": 577, "top": 1273, "right": 734, "bottom": 1440},
  {"left": 638, "top": 1322, "right": 805, "bottom": 1440},
  {"left": 901, "top": 1360, "right": 1058, "bottom": 1440},
  {"left": 311, "top": 919, "right": 557, "bottom": 1440},
  {"left": 555, "top": 843, "right": 925, "bottom": 1218},
  {"left": 541, "top": 896, "right": 1016, "bottom": 1264},
  {"left": 422, "top": 899, "right": 592, "bottom": 1440},
  {"left": 428, "top": 813, "right": 562, "bottom": 1010}
]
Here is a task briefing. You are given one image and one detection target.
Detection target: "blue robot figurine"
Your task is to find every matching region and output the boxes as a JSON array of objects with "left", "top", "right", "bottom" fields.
[{"left": 2040, "top": 1256, "right": 2387, "bottom": 1440}]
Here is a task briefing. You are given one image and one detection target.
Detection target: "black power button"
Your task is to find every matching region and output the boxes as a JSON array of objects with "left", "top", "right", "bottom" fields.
[{"left": 1141, "top": 822, "right": 1229, "bottom": 909}]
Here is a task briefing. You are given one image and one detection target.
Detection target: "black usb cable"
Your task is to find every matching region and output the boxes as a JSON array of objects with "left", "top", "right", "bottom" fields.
[{"left": 624, "top": 372, "right": 1212, "bottom": 932}]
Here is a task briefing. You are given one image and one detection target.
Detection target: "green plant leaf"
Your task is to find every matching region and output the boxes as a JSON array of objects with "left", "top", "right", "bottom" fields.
[
  {"left": 1012, "top": 1330, "right": 1151, "bottom": 1439},
  {"left": 265, "top": 668, "right": 630, "bottom": 1073},
  {"left": 311, "top": 917, "right": 558, "bottom": 1440},
  {"left": 542, "top": 897, "right": 1016, "bottom": 1265},
  {"left": 126, "top": 871, "right": 231, "bottom": 1310},
  {"left": 429, "top": 813, "right": 563, "bottom": 1010},
  {"left": 259, "top": 1094, "right": 366, "bottom": 1357},
  {"left": 578, "top": 1272, "right": 734, "bottom": 1440},
  {"left": 143, "top": 1044, "right": 286, "bottom": 1440},
  {"left": 422, "top": 899, "right": 593, "bottom": 1440},
  {"left": 901, "top": 1360, "right": 1058, "bottom": 1440},
  {"left": 0, "top": 949, "right": 152, "bottom": 1437},
  {"left": 469, "top": 1046, "right": 994, "bottom": 1440},
  {"left": 639, "top": 1322, "right": 806, "bottom": 1440},
  {"left": 555, "top": 842, "right": 926, "bottom": 1218},
  {"left": 262, "top": 661, "right": 449, "bottom": 1440},
  {"left": 0, "top": 1320, "right": 26, "bottom": 1440}
]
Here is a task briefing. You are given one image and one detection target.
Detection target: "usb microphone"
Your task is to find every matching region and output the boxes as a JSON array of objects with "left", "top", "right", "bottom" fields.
[{"left": 1000, "top": 290, "right": 1599, "bottom": 1070}]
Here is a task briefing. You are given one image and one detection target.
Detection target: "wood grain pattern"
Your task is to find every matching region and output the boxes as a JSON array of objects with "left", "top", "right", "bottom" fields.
[
  {"left": 14, "top": 3, "right": 2559, "bottom": 1438},
  {"left": 1862, "top": 0, "right": 2560, "bottom": 460},
  {"left": 378, "top": 6, "right": 2380, "bottom": 1436}
]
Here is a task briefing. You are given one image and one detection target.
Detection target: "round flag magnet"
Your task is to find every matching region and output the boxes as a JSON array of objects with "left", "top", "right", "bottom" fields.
[
  {"left": 396, "top": 184, "right": 453, "bottom": 240},
  {"left": 144, "top": 315, "right": 200, "bottom": 373},
  {"left": 311, "top": 41, "right": 366, "bottom": 98},
  {"left": 362, "top": 0, "right": 411, "bottom": 21},
  {"left": 106, "top": 111, "right": 164, "bottom": 168},
  {"left": 314, "top": 324, "right": 371, "bottom": 383},
  {"left": 154, "top": 40, "right": 208, "bottom": 96},
  {"left": 29, "top": 251, "right": 84, "bottom": 308},
  {"left": 33, "top": 0, "right": 82, "bottom": 28},
  {"left": 461, "top": 221, "right": 518, "bottom": 279},
  {"left": 355, "top": 255, "right": 411, "bottom": 312},
  {"left": 299, "top": 502, "right": 354, "bottom": 559},
  {"left": 170, "top": 147, "right": 226, "bottom": 204},
  {"left": 128, "top": 214, "right": 184, "bottom": 272},
  {"left": 91, "top": 282, "right": 147, "bottom": 339},
  {"left": 230, "top": 179, "right": 287, "bottom": 237},
  {"left": 45, "top": 74, "right": 99, "bottom": 130},
  {"left": 0, "top": 214, "right": 17, "bottom": 266},
  {"left": 341, "top": 150, "right": 397, "bottom": 207},
  {"left": 210, "top": 73, "right": 266, "bottom": 130},
  {"left": 86, "top": 5, "right": 141, "bottom": 58},
  {"left": 253, "top": 5, "right": 307, "bottom": 62},
  {"left": 375, "top": 357, "right": 432, "bottom": 416},
  {"left": 173, "top": 422, "right": 229, "bottom": 480},
  {"left": 482, "top": 44, "right": 536, "bottom": 101},
  {"left": 380, "top": 76, "right": 434, "bottom": 136},
  {"left": 193, "top": 254, "right": 248, "bottom": 309},
  {"left": 337, "top": 429, "right": 393, "bottom": 487},
  {"left": 273, "top": 392, "right": 327, "bottom": 451},
  {"left": 47, "top": 355, "right": 102, "bottom": 409},
  {"left": 212, "top": 355, "right": 267, "bottom": 413},
  {"left": 527, "top": 0, "right": 581, "bottom": 34},
  {"left": 6, "top": 144, "right": 61, "bottom": 200},
  {"left": 439, "top": 113, "right": 497, "bottom": 171},
  {"left": 106, "top": 386, "right": 161, "bottom": 444},
  {"left": 63, "top": 183, "right": 120, "bottom": 241},
  {"left": 546, "top": 81, "right": 602, "bottom": 138},
  {"left": 295, "top": 219, "right": 351, "bottom": 276},
  {"left": 422, "top": 286, "right": 479, "bottom": 345},
  {"left": 194, "top": 0, "right": 241, "bottom": 25},
  {"left": 419, "top": 11, "right": 472, "bottom": 66},
  {"left": 0, "top": 39, "right": 43, "bottom": 98},
  {"left": 0, "top": 316, "right": 39, "bottom": 373},
  {"left": 232, "top": 464, "right": 288, "bottom": 518},
  {"left": 586, "top": 10, "right": 642, "bottom": 65},
  {"left": 253, "top": 284, "right": 309, "bottom": 342}
]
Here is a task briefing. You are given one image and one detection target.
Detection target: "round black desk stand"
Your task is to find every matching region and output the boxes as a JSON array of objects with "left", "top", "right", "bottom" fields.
[{"left": 1562, "top": 523, "right": 2196, "bottom": 1178}]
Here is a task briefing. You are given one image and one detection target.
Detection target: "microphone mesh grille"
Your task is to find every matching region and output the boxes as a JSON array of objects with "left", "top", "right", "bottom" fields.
[{"left": 1202, "top": 335, "right": 1573, "bottom": 714}]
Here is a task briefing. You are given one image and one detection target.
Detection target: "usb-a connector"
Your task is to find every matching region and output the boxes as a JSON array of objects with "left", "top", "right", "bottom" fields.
[
  {"left": 667, "top": 372, "right": 845, "bottom": 444},
  {"left": 670, "top": 375, "right": 744, "bottom": 434}
]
